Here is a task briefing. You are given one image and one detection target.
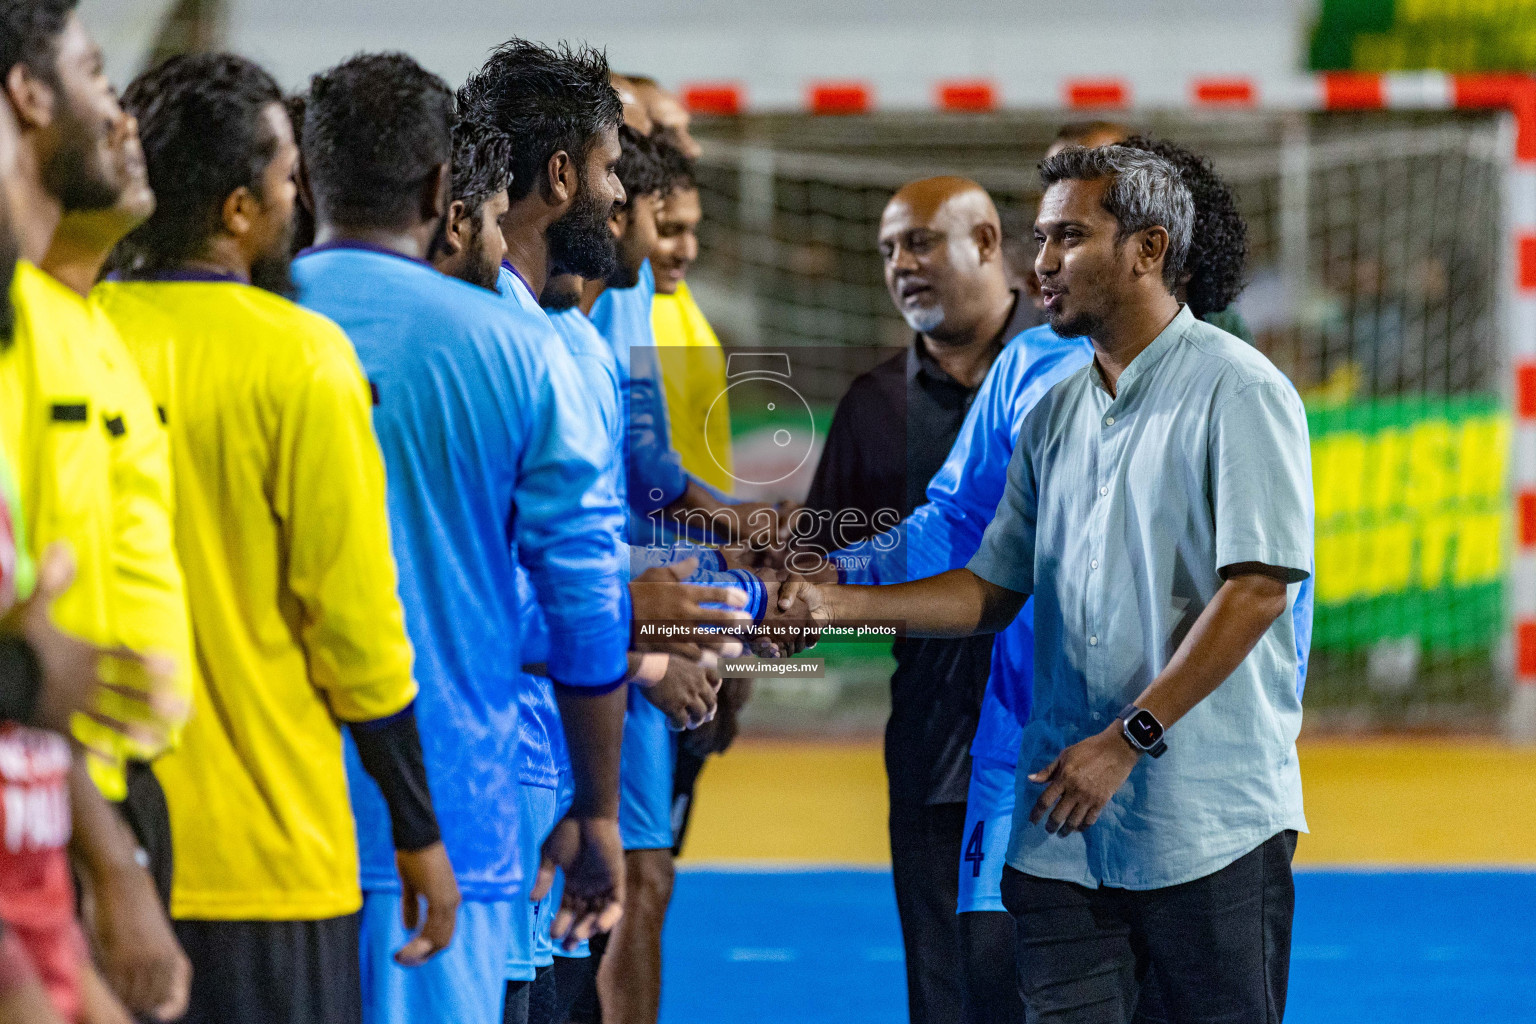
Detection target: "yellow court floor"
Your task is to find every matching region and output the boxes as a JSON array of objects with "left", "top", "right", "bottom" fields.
[{"left": 679, "top": 738, "right": 1536, "bottom": 867}]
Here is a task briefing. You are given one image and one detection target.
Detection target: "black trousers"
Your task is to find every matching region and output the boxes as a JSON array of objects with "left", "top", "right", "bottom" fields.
[
  {"left": 174, "top": 913, "right": 362, "bottom": 1024},
  {"left": 559, "top": 932, "right": 607, "bottom": 1024},
  {"left": 115, "top": 761, "right": 173, "bottom": 909},
  {"left": 1000, "top": 830, "right": 1297, "bottom": 1024},
  {"left": 890, "top": 801, "right": 971, "bottom": 1024},
  {"left": 959, "top": 909, "right": 1024, "bottom": 1024}
]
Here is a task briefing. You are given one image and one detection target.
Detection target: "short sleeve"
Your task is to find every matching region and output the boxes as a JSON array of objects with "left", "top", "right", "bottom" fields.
[
  {"left": 1210, "top": 380, "right": 1313, "bottom": 582},
  {"left": 965, "top": 431, "right": 1037, "bottom": 596}
]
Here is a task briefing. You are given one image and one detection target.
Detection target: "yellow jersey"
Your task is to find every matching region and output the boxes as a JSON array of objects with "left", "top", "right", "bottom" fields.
[
  {"left": 95, "top": 278, "right": 417, "bottom": 921},
  {"left": 652, "top": 280, "right": 734, "bottom": 492},
  {"left": 0, "top": 261, "right": 191, "bottom": 798}
]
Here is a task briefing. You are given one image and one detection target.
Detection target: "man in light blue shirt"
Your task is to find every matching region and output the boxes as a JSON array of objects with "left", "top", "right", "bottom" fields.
[{"left": 784, "top": 145, "right": 1312, "bottom": 1024}]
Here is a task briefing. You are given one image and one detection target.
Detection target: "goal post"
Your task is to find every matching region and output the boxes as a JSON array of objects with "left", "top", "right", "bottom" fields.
[{"left": 677, "top": 71, "right": 1536, "bottom": 738}]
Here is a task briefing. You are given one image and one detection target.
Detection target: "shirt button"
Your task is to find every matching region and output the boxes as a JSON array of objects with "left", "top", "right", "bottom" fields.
[
  {"left": 1091, "top": 559, "right": 1099, "bottom": 570},
  {"left": 1091, "top": 712, "right": 1102, "bottom": 721},
  {"left": 1105, "top": 416, "right": 1115, "bottom": 426},
  {"left": 1099, "top": 486, "right": 1108, "bottom": 496},
  {"left": 1089, "top": 635, "right": 1099, "bottom": 646}
]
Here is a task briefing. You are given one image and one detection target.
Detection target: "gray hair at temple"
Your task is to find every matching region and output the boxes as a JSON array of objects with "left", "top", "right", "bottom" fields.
[{"left": 1038, "top": 144, "right": 1194, "bottom": 290}]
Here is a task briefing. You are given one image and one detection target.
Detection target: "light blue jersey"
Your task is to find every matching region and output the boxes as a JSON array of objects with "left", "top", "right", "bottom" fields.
[
  {"left": 295, "top": 242, "right": 629, "bottom": 900},
  {"left": 587, "top": 260, "right": 687, "bottom": 517}
]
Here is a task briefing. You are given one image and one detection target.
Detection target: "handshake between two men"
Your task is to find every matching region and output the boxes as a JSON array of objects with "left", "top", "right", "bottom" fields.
[{"left": 626, "top": 549, "right": 829, "bottom": 734}]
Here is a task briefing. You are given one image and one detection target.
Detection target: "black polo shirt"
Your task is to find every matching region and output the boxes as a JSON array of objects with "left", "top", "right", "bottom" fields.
[{"left": 804, "top": 292, "right": 1035, "bottom": 807}]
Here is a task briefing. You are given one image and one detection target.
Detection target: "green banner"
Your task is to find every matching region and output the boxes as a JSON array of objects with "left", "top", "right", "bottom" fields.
[
  {"left": 1311, "top": 0, "right": 1536, "bottom": 71},
  {"left": 1308, "top": 395, "right": 1507, "bottom": 651}
]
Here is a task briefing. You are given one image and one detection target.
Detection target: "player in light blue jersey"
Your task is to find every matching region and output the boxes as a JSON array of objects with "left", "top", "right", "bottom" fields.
[
  {"left": 295, "top": 52, "right": 638, "bottom": 1024},
  {"left": 534, "top": 124, "right": 780, "bottom": 1024},
  {"left": 458, "top": 50, "right": 777, "bottom": 1024}
]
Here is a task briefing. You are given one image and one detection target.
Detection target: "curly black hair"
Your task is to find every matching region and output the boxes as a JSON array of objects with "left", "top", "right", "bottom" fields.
[
  {"left": 615, "top": 123, "right": 666, "bottom": 200},
  {"left": 651, "top": 127, "right": 695, "bottom": 195},
  {"left": 285, "top": 93, "right": 315, "bottom": 253},
  {"left": 0, "top": 0, "right": 76, "bottom": 83},
  {"left": 115, "top": 53, "right": 284, "bottom": 274},
  {"left": 450, "top": 115, "right": 513, "bottom": 218},
  {"left": 304, "top": 52, "right": 454, "bottom": 232},
  {"left": 1122, "top": 135, "right": 1248, "bottom": 318},
  {"left": 457, "top": 39, "right": 622, "bottom": 205}
]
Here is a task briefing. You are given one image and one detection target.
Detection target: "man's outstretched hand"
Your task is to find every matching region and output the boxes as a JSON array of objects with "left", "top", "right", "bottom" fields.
[
  {"left": 630, "top": 558, "right": 751, "bottom": 660},
  {"left": 747, "top": 576, "right": 828, "bottom": 657},
  {"left": 534, "top": 815, "right": 625, "bottom": 952}
]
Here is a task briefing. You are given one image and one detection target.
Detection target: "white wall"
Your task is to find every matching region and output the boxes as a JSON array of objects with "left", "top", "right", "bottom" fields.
[{"left": 81, "top": 0, "right": 1314, "bottom": 104}]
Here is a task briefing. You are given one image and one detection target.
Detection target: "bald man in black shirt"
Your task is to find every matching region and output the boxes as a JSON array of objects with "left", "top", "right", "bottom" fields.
[{"left": 803, "top": 177, "right": 1038, "bottom": 1024}]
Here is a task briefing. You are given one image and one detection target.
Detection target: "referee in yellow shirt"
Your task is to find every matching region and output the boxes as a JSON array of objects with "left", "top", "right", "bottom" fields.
[
  {"left": 1, "top": 3, "right": 194, "bottom": 1018},
  {"left": 99, "top": 54, "right": 458, "bottom": 1024}
]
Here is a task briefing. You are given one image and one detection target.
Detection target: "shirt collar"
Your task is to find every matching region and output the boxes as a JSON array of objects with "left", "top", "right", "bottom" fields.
[
  {"left": 295, "top": 239, "right": 434, "bottom": 270},
  {"left": 500, "top": 259, "right": 536, "bottom": 300},
  {"left": 906, "top": 290, "right": 1026, "bottom": 386},
  {"left": 1092, "top": 304, "right": 1195, "bottom": 397},
  {"left": 129, "top": 267, "right": 249, "bottom": 285}
]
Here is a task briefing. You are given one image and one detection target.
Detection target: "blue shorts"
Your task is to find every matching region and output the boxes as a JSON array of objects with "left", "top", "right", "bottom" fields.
[
  {"left": 958, "top": 756, "right": 1017, "bottom": 914},
  {"left": 619, "top": 684, "right": 676, "bottom": 851},
  {"left": 359, "top": 893, "right": 515, "bottom": 1024},
  {"left": 508, "top": 782, "right": 561, "bottom": 981}
]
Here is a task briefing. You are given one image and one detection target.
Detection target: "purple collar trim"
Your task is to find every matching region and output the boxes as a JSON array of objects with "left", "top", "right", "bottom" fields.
[
  {"left": 135, "top": 267, "right": 249, "bottom": 285},
  {"left": 296, "top": 239, "right": 433, "bottom": 269},
  {"left": 501, "top": 259, "right": 535, "bottom": 299}
]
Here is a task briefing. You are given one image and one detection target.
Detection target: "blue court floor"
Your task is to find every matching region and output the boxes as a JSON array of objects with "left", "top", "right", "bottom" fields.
[{"left": 660, "top": 868, "right": 1536, "bottom": 1024}]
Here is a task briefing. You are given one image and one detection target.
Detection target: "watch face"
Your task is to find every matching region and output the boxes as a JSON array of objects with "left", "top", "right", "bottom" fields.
[{"left": 1125, "top": 709, "right": 1164, "bottom": 748}]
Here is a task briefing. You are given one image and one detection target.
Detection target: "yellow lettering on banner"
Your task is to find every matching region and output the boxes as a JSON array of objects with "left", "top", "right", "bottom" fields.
[
  {"left": 1310, "top": 409, "right": 1509, "bottom": 607},
  {"left": 1362, "top": 522, "right": 1414, "bottom": 597},
  {"left": 1315, "top": 531, "right": 1358, "bottom": 605},
  {"left": 1404, "top": 421, "right": 1453, "bottom": 516},
  {"left": 1314, "top": 432, "right": 1367, "bottom": 523},
  {"left": 1397, "top": 0, "right": 1536, "bottom": 24},
  {"left": 1456, "top": 417, "right": 1508, "bottom": 504},
  {"left": 1367, "top": 428, "right": 1408, "bottom": 517},
  {"left": 1418, "top": 513, "right": 1456, "bottom": 590},
  {"left": 1454, "top": 512, "right": 1505, "bottom": 586},
  {"left": 1354, "top": 35, "right": 1403, "bottom": 70}
]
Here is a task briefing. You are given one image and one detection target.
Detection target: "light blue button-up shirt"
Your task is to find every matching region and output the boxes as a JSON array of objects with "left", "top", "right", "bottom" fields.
[{"left": 968, "top": 305, "right": 1312, "bottom": 890}]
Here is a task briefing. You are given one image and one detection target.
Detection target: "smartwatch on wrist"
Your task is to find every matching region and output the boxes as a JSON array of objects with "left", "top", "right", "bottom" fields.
[{"left": 1118, "top": 704, "right": 1167, "bottom": 758}]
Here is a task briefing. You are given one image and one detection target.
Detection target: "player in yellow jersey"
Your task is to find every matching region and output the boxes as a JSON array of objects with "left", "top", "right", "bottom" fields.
[
  {"left": 100, "top": 52, "right": 459, "bottom": 1024},
  {"left": 0, "top": 2, "right": 193, "bottom": 1018}
]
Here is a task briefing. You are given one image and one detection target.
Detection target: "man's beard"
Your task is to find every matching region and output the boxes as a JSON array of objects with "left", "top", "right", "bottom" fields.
[
  {"left": 1045, "top": 305, "right": 1102, "bottom": 339},
  {"left": 604, "top": 209, "right": 644, "bottom": 290},
  {"left": 605, "top": 252, "right": 641, "bottom": 291},
  {"left": 539, "top": 275, "right": 582, "bottom": 311},
  {"left": 46, "top": 115, "right": 121, "bottom": 213},
  {"left": 547, "top": 181, "right": 617, "bottom": 281},
  {"left": 901, "top": 304, "right": 945, "bottom": 334},
  {"left": 250, "top": 220, "right": 297, "bottom": 297}
]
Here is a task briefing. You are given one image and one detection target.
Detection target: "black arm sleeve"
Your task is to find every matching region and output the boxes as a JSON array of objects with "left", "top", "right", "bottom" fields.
[
  {"left": 0, "top": 636, "right": 43, "bottom": 726},
  {"left": 346, "top": 704, "right": 441, "bottom": 852}
]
